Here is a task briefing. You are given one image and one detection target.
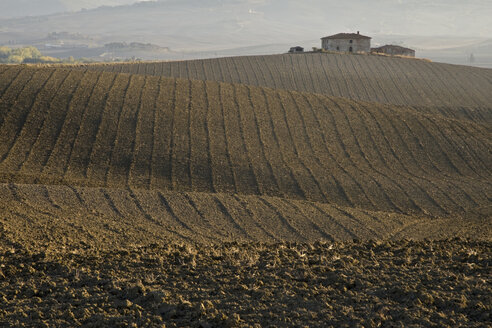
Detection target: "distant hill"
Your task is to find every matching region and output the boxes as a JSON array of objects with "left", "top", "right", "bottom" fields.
[
  {"left": 2, "top": 0, "right": 491, "bottom": 55},
  {"left": 0, "top": 0, "right": 141, "bottom": 18},
  {"left": 420, "top": 39, "right": 492, "bottom": 69},
  {"left": 80, "top": 53, "right": 492, "bottom": 111}
]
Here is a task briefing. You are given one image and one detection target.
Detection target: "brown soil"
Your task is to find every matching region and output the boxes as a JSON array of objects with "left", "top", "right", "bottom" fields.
[
  {"left": 0, "top": 60, "right": 491, "bottom": 327},
  {"left": 0, "top": 238, "right": 490, "bottom": 327},
  {"left": 1, "top": 184, "right": 490, "bottom": 251},
  {"left": 74, "top": 53, "right": 492, "bottom": 110},
  {"left": 0, "top": 66, "right": 490, "bottom": 219}
]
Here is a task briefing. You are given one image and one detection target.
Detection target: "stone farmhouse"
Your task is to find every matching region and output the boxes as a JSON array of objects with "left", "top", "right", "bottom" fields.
[
  {"left": 371, "top": 45, "right": 415, "bottom": 57},
  {"left": 321, "top": 32, "right": 371, "bottom": 53}
]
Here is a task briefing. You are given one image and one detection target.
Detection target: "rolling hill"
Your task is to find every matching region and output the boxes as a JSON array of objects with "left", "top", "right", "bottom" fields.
[
  {"left": 78, "top": 53, "right": 492, "bottom": 112},
  {"left": 1, "top": 52, "right": 491, "bottom": 328},
  {"left": 6, "top": 183, "right": 482, "bottom": 249},
  {"left": 0, "top": 63, "right": 490, "bottom": 249}
]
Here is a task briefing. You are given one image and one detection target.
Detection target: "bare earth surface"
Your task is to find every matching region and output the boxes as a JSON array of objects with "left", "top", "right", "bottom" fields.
[
  {"left": 0, "top": 237, "right": 490, "bottom": 327},
  {"left": 0, "top": 54, "right": 491, "bottom": 326},
  {"left": 1, "top": 183, "right": 490, "bottom": 249},
  {"left": 77, "top": 53, "right": 492, "bottom": 109}
]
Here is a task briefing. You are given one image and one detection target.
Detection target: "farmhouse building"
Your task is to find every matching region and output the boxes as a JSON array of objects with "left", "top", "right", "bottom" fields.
[
  {"left": 371, "top": 45, "right": 415, "bottom": 57},
  {"left": 321, "top": 31, "right": 371, "bottom": 53}
]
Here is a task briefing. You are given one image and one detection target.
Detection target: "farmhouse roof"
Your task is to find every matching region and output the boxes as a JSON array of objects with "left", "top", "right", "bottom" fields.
[
  {"left": 372, "top": 45, "right": 414, "bottom": 52},
  {"left": 321, "top": 32, "right": 371, "bottom": 40}
]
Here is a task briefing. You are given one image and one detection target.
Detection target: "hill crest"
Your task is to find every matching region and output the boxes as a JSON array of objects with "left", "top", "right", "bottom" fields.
[{"left": 75, "top": 53, "right": 492, "bottom": 110}]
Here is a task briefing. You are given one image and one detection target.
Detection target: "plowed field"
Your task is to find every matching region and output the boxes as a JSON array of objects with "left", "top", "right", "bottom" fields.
[
  {"left": 0, "top": 66, "right": 490, "bottom": 221},
  {"left": 76, "top": 53, "right": 492, "bottom": 111},
  {"left": 0, "top": 55, "right": 491, "bottom": 327}
]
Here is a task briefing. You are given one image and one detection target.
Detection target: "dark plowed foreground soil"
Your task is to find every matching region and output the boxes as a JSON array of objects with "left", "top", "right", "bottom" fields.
[{"left": 0, "top": 239, "right": 490, "bottom": 327}]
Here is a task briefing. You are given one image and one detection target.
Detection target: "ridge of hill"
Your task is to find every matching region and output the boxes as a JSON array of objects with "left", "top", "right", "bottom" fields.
[
  {"left": 2, "top": 183, "right": 488, "bottom": 251},
  {"left": 0, "top": 65, "right": 490, "bottom": 222},
  {"left": 76, "top": 53, "right": 492, "bottom": 111}
]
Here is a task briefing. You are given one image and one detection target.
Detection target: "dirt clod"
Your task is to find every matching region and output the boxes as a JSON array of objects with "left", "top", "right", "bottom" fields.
[{"left": 0, "top": 239, "right": 490, "bottom": 327}]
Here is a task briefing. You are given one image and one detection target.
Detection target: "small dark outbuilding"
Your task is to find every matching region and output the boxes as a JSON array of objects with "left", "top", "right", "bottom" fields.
[
  {"left": 288, "top": 46, "right": 304, "bottom": 53},
  {"left": 371, "top": 45, "right": 416, "bottom": 57}
]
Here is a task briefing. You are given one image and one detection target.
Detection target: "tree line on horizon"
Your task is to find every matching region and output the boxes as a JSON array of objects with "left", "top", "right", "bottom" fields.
[
  {"left": 0, "top": 45, "right": 147, "bottom": 64},
  {"left": 0, "top": 46, "right": 67, "bottom": 64}
]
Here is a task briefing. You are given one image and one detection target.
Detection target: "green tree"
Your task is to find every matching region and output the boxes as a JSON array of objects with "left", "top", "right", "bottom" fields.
[
  {"left": 8, "top": 55, "right": 24, "bottom": 63},
  {"left": 12, "top": 46, "right": 41, "bottom": 59},
  {"left": 0, "top": 46, "right": 12, "bottom": 58}
]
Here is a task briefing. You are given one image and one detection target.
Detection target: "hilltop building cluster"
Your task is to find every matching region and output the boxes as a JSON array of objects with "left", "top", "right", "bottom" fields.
[
  {"left": 289, "top": 31, "right": 415, "bottom": 57},
  {"left": 321, "top": 31, "right": 415, "bottom": 57}
]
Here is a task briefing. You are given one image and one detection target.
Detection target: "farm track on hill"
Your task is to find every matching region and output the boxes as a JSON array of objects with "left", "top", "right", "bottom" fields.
[
  {"left": 0, "top": 66, "right": 491, "bottom": 221},
  {"left": 75, "top": 53, "right": 492, "bottom": 115}
]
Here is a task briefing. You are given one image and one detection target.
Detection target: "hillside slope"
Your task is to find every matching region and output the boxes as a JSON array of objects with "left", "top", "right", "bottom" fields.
[
  {"left": 2, "top": 183, "right": 488, "bottom": 251},
  {"left": 77, "top": 53, "right": 492, "bottom": 112},
  {"left": 0, "top": 62, "right": 491, "bottom": 328},
  {"left": 0, "top": 66, "right": 490, "bottom": 221}
]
